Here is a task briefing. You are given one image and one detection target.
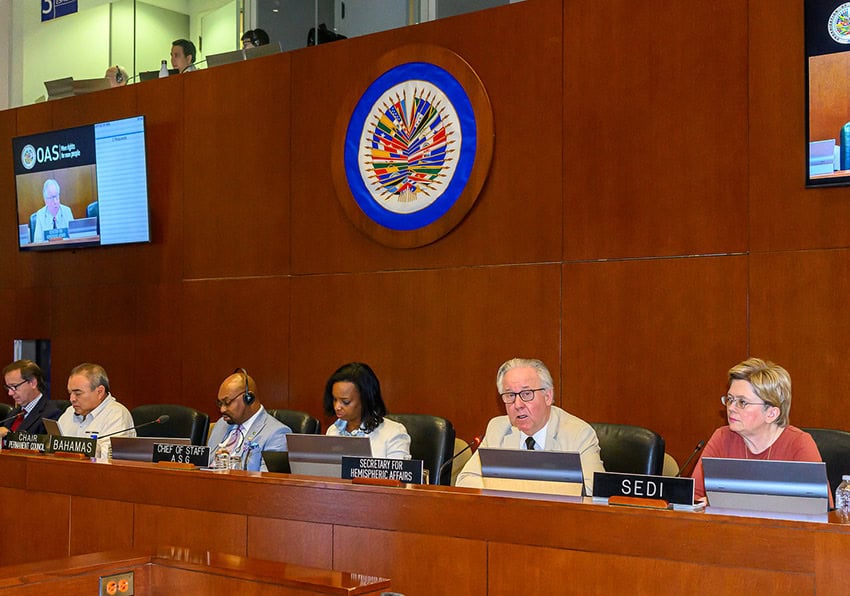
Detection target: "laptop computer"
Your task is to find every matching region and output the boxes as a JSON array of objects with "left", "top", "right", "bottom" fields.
[
  {"left": 286, "top": 434, "right": 371, "bottom": 478},
  {"left": 702, "top": 457, "right": 830, "bottom": 515},
  {"left": 206, "top": 49, "right": 245, "bottom": 67},
  {"left": 244, "top": 41, "right": 283, "bottom": 60},
  {"left": 111, "top": 436, "right": 191, "bottom": 462},
  {"left": 67, "top": 217, "right": 98, "bottom": 239},
  {"left": 262, "top": 450, "right": 290, "bottom": 473},
  {"left": 44, "top": 77, "right": 74, "bottom": 100},
  {"left": 139, "top": 69, "right": 179, "bottom": 81},
  {"left": 42, "top": 418, "right": 62, "bottom": 437},
  {"left": 478, "top": 448, "right": 585, "bottom": 496}
]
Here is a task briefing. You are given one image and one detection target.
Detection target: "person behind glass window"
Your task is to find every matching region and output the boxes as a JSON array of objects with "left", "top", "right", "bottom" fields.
[
  {"left": 241, "top": 28, "right": 270, "bottom": 48},
  {"left": 171, "top": 39, "right": 197, "bottom": 73}
]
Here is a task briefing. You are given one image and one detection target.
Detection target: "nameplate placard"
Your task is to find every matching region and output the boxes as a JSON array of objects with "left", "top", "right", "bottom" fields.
[
  {"left": 152, "top": 444, "right": 210, "bottom": 466},
  {"left": 49, "top": 435, "right": 96, "bottom": 457},
  {"left": 342, "top": 456, "right": 424, "bottom": 484},
  {"left": 592, "top": 471, "right": 695, "bottom": 506},
  {"left": 2, "top": 432, "right": 49, "bottom": 452},
  {"left": 44, "top": 228, "right": 69, "bottom": 241}
]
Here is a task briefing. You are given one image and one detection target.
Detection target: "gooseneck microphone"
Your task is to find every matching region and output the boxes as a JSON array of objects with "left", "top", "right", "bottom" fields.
[
  {"left": 0, "top": 406, "right": 23, "bottom": 427},
  {"left": 437, "top": 436, "right": 482, "bottom": 479},
  {"left": 95, "top": 414, "right": 170, "bottom": 440},
  {"left": 675, "top": 440, "right": 706, "bottom": 478}
]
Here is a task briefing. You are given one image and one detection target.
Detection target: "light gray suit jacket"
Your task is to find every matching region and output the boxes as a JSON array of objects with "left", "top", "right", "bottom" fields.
[
  {"left": 455, "top": 405, "right": 604, "bottom": 494},
  {"left": 207, "top": 407, "right": 291, "bottom": 471}
]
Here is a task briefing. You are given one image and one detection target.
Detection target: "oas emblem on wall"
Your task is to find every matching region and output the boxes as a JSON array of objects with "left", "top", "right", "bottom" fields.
[
  {"left": 333, "top": 46, "right": 493, "bottom": 248},
  {"left": 829, "top": 3, "right": 850, "bottom": 44},
  {"left": 21, "top": 144, "right": 36, "bottom": 170}
]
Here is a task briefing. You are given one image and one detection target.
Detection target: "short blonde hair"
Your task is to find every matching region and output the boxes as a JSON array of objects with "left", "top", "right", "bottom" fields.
[{"left": 728, "top": 357, "right": 791, "bottom": 426}]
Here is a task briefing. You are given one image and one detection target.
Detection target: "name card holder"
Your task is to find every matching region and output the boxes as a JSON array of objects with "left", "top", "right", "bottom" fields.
[
  {"left": 342, "top": 456, "right": 424, "bottom": 485},
  {"left": 48, "top": 436, "right": 97, "bottom": 458},
  {"left": 592, "top": 471, "right": 697, "bottom": 510},
  {"left": 2, "top": 431, "right": 50, "bottom": 453},
  {"left": 152, "top": 444, "right": 210, "bottom": 467}
]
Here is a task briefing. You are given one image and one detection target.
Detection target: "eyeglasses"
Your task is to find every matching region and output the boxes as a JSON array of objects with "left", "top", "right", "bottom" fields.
[
  {"left": 720, "top": 395, "right": 768, "bottom": 409},
  {"left": 4, "top": 380, "right": 28, "bottom": 393},
  {"left": 216, "top": 391, "right": 245, "bottom": 408},
  {"left": 500, "top": 388, "right": 545, "bottom": 404}
]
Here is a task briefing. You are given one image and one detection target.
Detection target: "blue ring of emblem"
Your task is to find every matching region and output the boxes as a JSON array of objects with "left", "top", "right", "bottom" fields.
[{"left": 343, "top": 62, "right": 477, "bottom": 231}]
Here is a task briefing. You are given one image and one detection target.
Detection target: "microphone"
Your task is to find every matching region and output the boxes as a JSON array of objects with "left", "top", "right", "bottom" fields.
[
  {"left": 675, "top": 440, "right": 706, "bottom": 477},
  {"left": 437, "top": 436, "right": 481, "bottom": 479},
  {"left": 0, "top": 406, "right": 23, "bottom": 427},
  {"left": 94, "top": 414, "right": 170, "bottom": 440}
]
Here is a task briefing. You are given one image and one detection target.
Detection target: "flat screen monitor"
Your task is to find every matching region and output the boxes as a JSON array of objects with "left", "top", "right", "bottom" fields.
[
  {"left": 805, "top": 2, "right": 850, "bottom": 186},
  {"left": 286, "top": 434, "right": 371, "bottom": 478},
  {"left": 11, "top": 115, "right": 151, "bottom": 250},
  {"left": 702, "top": 457, "right": 830, "bottom": 515},
  {"left": 111, "top": 437, "right": 191, "bottom": 462},
  {"left": 478, "top": 448, "right": 585, "bottom": 496}
]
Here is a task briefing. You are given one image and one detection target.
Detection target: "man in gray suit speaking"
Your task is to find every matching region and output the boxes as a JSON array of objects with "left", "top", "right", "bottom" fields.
[{"left": 456, "top": 357, "right": 604, "bottom": 494}]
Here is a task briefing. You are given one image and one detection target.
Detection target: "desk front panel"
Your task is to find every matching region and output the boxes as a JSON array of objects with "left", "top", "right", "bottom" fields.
[{"left": 1, "top": 452, "right": 848, "bottom": 595}]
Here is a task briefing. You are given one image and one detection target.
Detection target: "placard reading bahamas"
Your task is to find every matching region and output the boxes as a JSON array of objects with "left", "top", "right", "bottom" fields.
[{"left": 344, "top": 62, "right": 477, "bottom": 231}]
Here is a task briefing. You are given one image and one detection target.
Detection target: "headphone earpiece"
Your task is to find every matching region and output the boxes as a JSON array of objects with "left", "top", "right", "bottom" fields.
[{"left": 234, "top": 367, "right": 256, "bottom": 405}]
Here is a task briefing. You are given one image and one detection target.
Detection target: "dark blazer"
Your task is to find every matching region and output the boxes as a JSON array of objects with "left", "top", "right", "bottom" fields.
[{"left": 3, "top": 395, "right": 62, "bottom": 435}]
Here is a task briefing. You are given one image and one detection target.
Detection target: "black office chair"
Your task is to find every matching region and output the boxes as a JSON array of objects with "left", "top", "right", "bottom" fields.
[
  {"left": 385, "top": 413, "right": 456, "bottom": 486},
  {"left": 802, "top": 427, "right": 850, "bottom": 496},
  {"left": 590, "top": 422, "right": 665, "bottom": 476},
  {"left": 86, "top": 201, "right": 99, "bottom": 234},
  {"left": 50, "top": 400, "right": 72, "bottom": 414},
  {"left": 29, "top": 212, "right": 37, "bottom": 243},
  {"left": 267, "top": 409, "right": 321, "bottom": 434},
  {"left": 131, "top": 404, "right": 210, "bottom": 446},
  {"left": 0, "top": 403, "right": 11, "bottom": 423}
]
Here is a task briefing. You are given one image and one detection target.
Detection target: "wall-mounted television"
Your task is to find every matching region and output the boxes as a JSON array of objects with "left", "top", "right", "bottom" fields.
[
  {"left": 805, "top": 1, "right": 850, "bottom": 187},
  {"left": 11, "top": 115, "right": 151, "bottom": 250}
]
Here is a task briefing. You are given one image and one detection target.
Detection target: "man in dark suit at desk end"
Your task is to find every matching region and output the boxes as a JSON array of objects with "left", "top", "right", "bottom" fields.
[{"left": 1, "top": 359, "right": 61, "bottom": 437}]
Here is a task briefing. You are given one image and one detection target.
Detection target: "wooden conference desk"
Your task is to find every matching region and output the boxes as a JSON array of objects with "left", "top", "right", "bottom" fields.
[
  {"left": 0, "top": 546, "right": 390, "bottom": 595},
  {"left": 0, "top": 451, "right": 848, "bottom": 595}
]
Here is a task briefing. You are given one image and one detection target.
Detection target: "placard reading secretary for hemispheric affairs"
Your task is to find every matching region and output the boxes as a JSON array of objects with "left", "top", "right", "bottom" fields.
[{"left": 13, "top": 123, "right": 96, "bottom": 176}]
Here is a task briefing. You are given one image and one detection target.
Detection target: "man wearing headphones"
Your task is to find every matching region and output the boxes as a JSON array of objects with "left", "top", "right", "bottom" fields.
[
  {"left": 207, "top": 369, "right": 291, "bottom": 471},
  {"left": 241, "top": 28, "right": 270, "bottom": 49}
]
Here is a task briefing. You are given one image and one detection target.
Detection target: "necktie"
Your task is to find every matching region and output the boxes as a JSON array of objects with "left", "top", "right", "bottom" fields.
[
  {"left": 222, "top": 425, "right": 244, "bottom": 454},
  {"left": 10, "top": 411, "right": 25, "bottom": 432},
  {"left": 525, "top": 436, "right": 536, "bottom": 450},
  {"left": 52, "top": 216, "right": 57, "bottom": 229}
]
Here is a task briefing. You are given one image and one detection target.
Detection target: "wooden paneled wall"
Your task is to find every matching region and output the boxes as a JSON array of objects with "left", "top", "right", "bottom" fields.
[{"left": 1, "top": 0, "right": 848, "bottom": 463}]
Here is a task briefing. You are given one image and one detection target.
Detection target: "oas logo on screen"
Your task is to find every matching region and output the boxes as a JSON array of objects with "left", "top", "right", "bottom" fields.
[
  {"left": 829, "top": 3, "right": 850, "bottom": 43},
  {"left": 21, "top": 144, "right": 36, "bottom": 170}
]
